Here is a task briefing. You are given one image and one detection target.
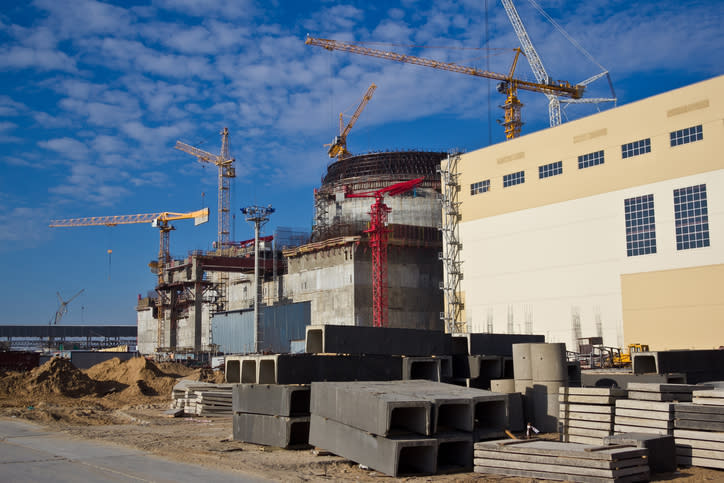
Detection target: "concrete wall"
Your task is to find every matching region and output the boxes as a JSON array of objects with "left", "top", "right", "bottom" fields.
[
  {"left": 136, "top": 307, "right": 156, "bottom": 355},
  {"left": 455, "top": 75, "right": 724, "bottom": 351}
]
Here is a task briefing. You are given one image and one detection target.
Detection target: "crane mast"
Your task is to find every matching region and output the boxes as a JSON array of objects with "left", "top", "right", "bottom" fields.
[{"left": 175, "top": 128, "right": 236, "bottom": 247}]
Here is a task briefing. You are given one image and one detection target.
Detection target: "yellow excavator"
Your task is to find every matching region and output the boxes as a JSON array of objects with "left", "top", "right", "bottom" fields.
[{"left": 613, "top": 343, "right": 650, "bottom": 367}]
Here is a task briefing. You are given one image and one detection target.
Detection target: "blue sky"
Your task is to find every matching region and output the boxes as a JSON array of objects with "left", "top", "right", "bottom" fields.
[{"left": 1, "top": 0, "right": 722, "bottom": 326}]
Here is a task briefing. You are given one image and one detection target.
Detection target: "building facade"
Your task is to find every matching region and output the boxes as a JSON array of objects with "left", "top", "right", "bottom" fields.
[{"left": 455, "top": 75, "right": 724, "bottom": 351}]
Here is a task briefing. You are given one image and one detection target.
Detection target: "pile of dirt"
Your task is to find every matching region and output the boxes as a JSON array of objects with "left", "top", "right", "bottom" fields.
[
  {"left": 182, "top": 368, "right": 226, "bottom": 384},
  {"left": 86, "top": 357, "right": 181, "bottom": 400},
  {"left": 0, "top": 357, "right": 100, "bottom": 399}
]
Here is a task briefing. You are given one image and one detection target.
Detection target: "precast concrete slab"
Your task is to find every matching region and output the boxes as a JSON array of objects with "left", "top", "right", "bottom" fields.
[
  {"left": 628, "top": 390, "right": 692, "bottom": 402},
  {"left": 581, "top": 371, "right": 686, "bottom": 389},
  {"left": 604, "top": 433, "right": 676, "bottom": 473},
  {"left": 560, "top": 387, "right": 628, "bottom": 397},
  {"left": 560, "top": 403, "right": 614, "bottom": 414},
  {"left": 616, "top": 399, "right": 675, "bottom": 412},
  {"left": 235, "top": 353, "right": 404, "bottom": 384},
  {"left": 632, "top": 350, "right": 724, "bottom": 384},
  {"left": 304, "top": 324, "right": 451, "bottom": 356},
  {"left": 402, "top": 357, "right": 441, "bottom": 381},
  {"left": 615, "top": 408, "right": 672, "bottom": 420},
  {"left": 311, "top": 381, "right": 432, "bottom": 436},
  {"left": 309, "top": 414, "right": 437, "bottom": 477},
  {"left": 626, "top": 382, "right": 703, "bottom": 393},
  {"left": 436, "top": 432, "right": 474, "bottom": 471},
  {"left": 615, "top": 416, "right": 673, "bottom": 430},
  {"left": 465, "top": 333, "right": 545, "bottom": 357},
  {"left": 614, "top": 424, "right": 669, "bottom": 436},
  {"left": 560, "top": 411, "right": 613, "bottom": 423},
  {"left": 232, "top": 384, "right": 310, "bottom": 416},
  {"left": 233, "top": 413, "right": 310, "bottom": 448}
]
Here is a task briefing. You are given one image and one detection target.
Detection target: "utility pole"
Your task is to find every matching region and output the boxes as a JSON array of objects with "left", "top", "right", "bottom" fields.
[{"left": 241, "top": 205, "right": 275, "bottom": 353}]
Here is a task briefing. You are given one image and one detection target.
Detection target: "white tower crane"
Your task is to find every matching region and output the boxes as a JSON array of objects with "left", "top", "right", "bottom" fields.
[{"left": 501, "top": 0, "right": 616, "bottom": 127}]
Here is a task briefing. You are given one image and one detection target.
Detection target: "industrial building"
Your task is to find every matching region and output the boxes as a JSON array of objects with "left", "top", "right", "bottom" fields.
[
  {"left": 451, "top": 75, "right": 724, "bottom": 351},
  {"left": 137, "top": 151, "right": 447, "bottom": 356}
]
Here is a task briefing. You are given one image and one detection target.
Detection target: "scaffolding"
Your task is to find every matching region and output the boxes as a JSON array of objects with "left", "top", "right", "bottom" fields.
[{"left": 438, "top": 152, "right": 466, "bottom": 334}]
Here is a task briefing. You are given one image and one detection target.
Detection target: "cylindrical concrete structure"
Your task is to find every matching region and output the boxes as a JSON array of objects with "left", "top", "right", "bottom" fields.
[
  {"left": 490, "top": 379, "right": 516, "bottom": 394},
  {"left": 532, "top": 381, "right": 564, "bottom": 433},
  {"left": 512, "top": 343, "right": 532, "bottom": 380},
  {"left": 530, "top": 343, "right": 567, "bottom": 382}
]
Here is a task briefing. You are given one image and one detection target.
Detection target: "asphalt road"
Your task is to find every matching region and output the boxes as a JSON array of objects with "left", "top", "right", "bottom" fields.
[{"left": 0, "top": 418, "right": 269, "bottom": 482}]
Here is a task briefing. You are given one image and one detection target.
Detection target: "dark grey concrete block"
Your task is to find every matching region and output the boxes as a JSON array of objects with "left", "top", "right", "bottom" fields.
[
  {"left": 402, "top": 357, "right": 441, "bottom": 382},
  {"left": 436, "top": 432, "right": 473, "bottom": 471},
  {"left": 232, "top": 384, "right": 310, "bottom": 416},
  {"left": 309, "top": 414, "right": 437, "bottom": 477},
  {"left": 581, "top": 371, "right": 686, "bottom": 389},
  {"left": 604, "top": 432, "right": 676, "bottom": 473},
  {"left": 465, "top": 333, "right": 545, "bottom": 357},
  {"left": 311, "top": 381, "right": 432, "bottom": 436},
  {"left": 305, "top": 324, "right": 451, "bottom": 356},
  {"left": 233, "top": 413, "right": 309, "bottom": 448},
  {"left": 633, "top": 350, "right": 724, "bottom": 384}
]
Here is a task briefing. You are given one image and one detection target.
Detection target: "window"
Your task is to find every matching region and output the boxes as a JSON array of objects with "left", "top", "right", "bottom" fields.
[
  {"left": 624, "top": 194, "right": 657, "bottom": 257},
  {"left": 670, "top": 124, "right": 703, "bottom": 147},
  {"left": 503, "top": 170, "right": 525, "bottom": 188},
  {"left": 578, "top": 150, "right": 604, "bottom": 169},
  {"left": 471, "top": 179, "right": 490, "bottom": 195},
  {"left": 622, "top": 138, "right": 651, "bottom": 159},
  {"left": 674, "top": 184, "right": 710, "bottom": 250},
  {"left": 539, "top": 161, "right": 563, "bottom": 179}
]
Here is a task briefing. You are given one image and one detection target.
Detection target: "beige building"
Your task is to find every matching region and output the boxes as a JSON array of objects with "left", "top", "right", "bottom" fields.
[{"left": 454, "top": 75, "right": 724, "bottom": 351}]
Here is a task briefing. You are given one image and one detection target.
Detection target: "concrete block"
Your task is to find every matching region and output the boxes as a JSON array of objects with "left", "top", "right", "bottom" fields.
[
  {"left": 615, "top": 416, "right": 673, "bottom": 430},
  {"left": 232, "top": 384, "right": 310, "bottom": 416},
  {"left": 614, "top": 424, "right": 669, "bottom": 436},
  {"left": 563, "top": 419, "right": 612, "bottom": 431},
  {"left": 530, "top": 343, "right": 567, "bottom": 382},
  {"left": 560, "top": 411, "right": 613, "bottom": 423},
  {"left": 512, "top": 343, "right": 532, "bottom": 380},
  {"left": 566, "top": 434, "right": 606, "bottom": 445},
  {"left": 490, "top": 379, "right": 515, "bottom": 393},
  {"left": 224, "top": 355, "right": 242, "bottom": 383},
  {"left": 466, "top": 333, "right": 545, "bottom": 357},
  {"left": 674, "top": 428, "right": 724, "bottom": 443},
  {"left": 233, "top": 413, "right": 309, "bottom": 448},
  {"left": 675, "top": 419, "right": 724, "bottom": 431},
  {"left": 628, "top": 390, "right": 692, "bottom": 402},
  {"left": 616, "top": 399, "right": 675, "bottom": 412},
  {"left": 304, "top": 324, "right": 451, "bottom": 356},
  {"left": 632, "top": 350, "right": 724, "bottom": 384},
  {"left": 567, "top": 426, "right": 612, "bottom": 438},
  {"left": 504, "top": 392, "right": 524, "bottom": 432},
  {"left": 436, "top": 432, "right": 473, "bottom": 471},
  {"left": 605, "top": 432, "right": 676, "bottom": 473},
  {"left": 677, "top": 455, "right": 724, "bottom": 470},
  {"left": 560, "top": 387, "right": 628, "bottom": 397},
  {"left": 626, "top": 382, "right": 702, "bottom": 393},
  {"left": 434, "top": 355, "right": 453, "bottom": 379},
  {"left": 675, "top": 402, "right": 724, "bottom": 422},
  {"left": 581, "top": 371, "right": 686, "bottom": 389},
  {"left": 402, "top": 357, "right": 441, "bottom": 382},
  {"left": 309, "top": 414, "right": 437, "bottom": 477},
  {"left": 532, "top": 382, "right": 562, "bottom": 433},
  {"left": 559, "top": 402, "right": 613, "bottom": 414},
  {"left": 567, "top": 361, "right": 581, "bottom": 386},
  {"left": 615, "top": 408, "right": 671, "bottom": 421}
]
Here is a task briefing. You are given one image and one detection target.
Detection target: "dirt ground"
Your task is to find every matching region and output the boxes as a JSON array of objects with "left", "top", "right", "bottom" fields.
[{"left": 0, "top": 357, "right": 721, "bottom": 482}]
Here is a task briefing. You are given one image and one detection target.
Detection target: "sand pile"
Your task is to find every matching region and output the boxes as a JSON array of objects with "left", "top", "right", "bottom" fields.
[
  {"left": 0, "top": 357, "right": 100, "bottom": 399},
  {"left": 86, "top": 357, "right": 181, "bottom": 399}
]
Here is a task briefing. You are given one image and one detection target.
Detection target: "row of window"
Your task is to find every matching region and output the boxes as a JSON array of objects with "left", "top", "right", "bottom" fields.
[
  {"left": 625, "top": 184, "right": 710, "bottom": 257},
  {"left": 470, "top": 124, "right": 704, "bottom": 196}
]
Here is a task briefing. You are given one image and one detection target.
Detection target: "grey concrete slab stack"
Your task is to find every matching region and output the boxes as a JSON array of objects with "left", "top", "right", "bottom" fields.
[
  {"left": 171, "top": 382, "right": 233, "bottom": 416},
  {"left": 674, "top": 388, "right": 724, "bottom": 470},
  {"left": 309, "top": 380, "right": 507, "bottom": 476},
  {"left": 614, "top": 383, "right": 702, "bottom": 436},
  {"left": 304, "top": 324, "right": 451, "bottom": 356},
  {"left": 559, "top": 387, "right": 627, "bottom": 445},
  {"left": 473, "top": 439, "right": 650, "bottom": 482},
  {"left": 232, "top": 384, "right": 311, "bottom": 448},
  {"left": 604, "top": 432, "right": 676, "bottom": 474}
]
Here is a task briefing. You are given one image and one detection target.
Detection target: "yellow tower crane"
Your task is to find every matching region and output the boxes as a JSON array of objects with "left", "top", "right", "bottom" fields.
[
  {"left": 50, "top": 208, "right": 209, "bottom": 354},
  {"left": 175, "top": 128, "right": 235, "bottom": 247},
  {"left": 305, "top": 36, "right": 584, "bottom": 139},
  {"left": 327, "top": 83, "right": 377, "bottom": 159}
]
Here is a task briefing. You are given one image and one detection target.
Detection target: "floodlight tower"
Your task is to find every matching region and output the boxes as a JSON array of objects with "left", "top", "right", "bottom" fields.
[{"left": 241, "top": 204, "right": 275, "bottom": 353}]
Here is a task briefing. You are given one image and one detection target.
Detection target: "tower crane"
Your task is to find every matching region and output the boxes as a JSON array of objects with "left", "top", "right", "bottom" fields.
[
  {"left": 305, "top": 36, "right": 584, "bottom": 139},
  {"left": 501, "top": 0, "right": 616, "bottom": 126},
  {"left": 175, "top": 128, "right": 236, "bottom": 247},
  {"left": 327, "top": 83, "right": 377, "bottom": 159},
  {"left": 51, "top": 288, "right": 84, "bottom": 326},
  {"left": 345, "top": 177, "right": 424, "bottom": 328},
  {"left": 49, "top": 208, "right": 209, "bottom": 283}
]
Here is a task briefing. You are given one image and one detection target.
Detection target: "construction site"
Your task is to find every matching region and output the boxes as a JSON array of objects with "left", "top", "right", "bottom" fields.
[{"left": 3, "top": 0, "right": 723, "bottom": 481}]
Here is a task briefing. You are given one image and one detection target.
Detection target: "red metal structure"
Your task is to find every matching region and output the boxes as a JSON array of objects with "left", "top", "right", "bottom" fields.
[{"left": 345, "top": 177, "right": 424, "bottom": 327}]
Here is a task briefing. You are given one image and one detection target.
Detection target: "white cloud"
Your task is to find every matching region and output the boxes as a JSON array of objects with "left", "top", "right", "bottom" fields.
[
  {"left": 152, "top": 0, "right": 257, "bottom": 19},
  {"left": 38, "top": 137, "right": 90, "bottom": 161},
  {"left": 0, "top": 46, "right": 77, "bottom": 72}
]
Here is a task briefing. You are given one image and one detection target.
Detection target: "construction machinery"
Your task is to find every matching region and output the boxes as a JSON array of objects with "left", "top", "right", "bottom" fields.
[
  {"left": 305, "top": 36, "right": 584, "bottom": 139},
  {"left": 613, "top": 343, "right": 651, "bottom": 367},
  {"left": 345, "top": 178, "right": 424, "bottom": 327},
  {"left": 327, "top": 83, "right": 377, "bottom": 159},
  {"left": 50, "top": 208, "right": 209, "bottom": 353},
  {"left": 175, "top": 128, "right": 236, "bottom": 247},
  {"left": 50, "top": 289, "right": 84, "bottom": 326}
]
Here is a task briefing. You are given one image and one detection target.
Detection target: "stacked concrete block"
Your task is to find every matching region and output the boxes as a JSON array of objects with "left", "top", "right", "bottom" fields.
[
  {"left": 171, "top": 381, "right": 233, "bottom": 416},
  {"left": 304, "top": 324, "right": 451, "bottom": 356},
  {"left": 402, "top": 356, "right": 441, "bottom": 382},
  {"left": 559, "top": 387, "right": 627, "bottom": 445},
  {"left": 489, "top": 379, "right": 525, "bottom": 432},
  {"left": 452, "top": 355, "right": 508, "bottom": 389},
  {"left": 455, "top": 333, "right": 545, "bottom": 357},
  {"left": 604, "top": 432, "right": 677, "bottom": 474},
  {"left": 674, "top": 388, "right": 724, "bottom": 470},
  {"left": 474, "top": 439, "right": 650, "bottom": 482},
  {"left": 232, "top": 384, "right": 310, "bottom": 448},
  {"left": 513, "top": 343, "right": 568, "bottom": 432},
  {"left": 614, "top": 383, "right": 701, "bottom": 436},
  {"left": 225, "top": 353, "right": 403, "bottom": 384},
  {"left": 309, "top": 380, "right": 508, "bottom": 477},
  {"left": 632, "top": 350, "right": 724, "bottom": 384}
]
